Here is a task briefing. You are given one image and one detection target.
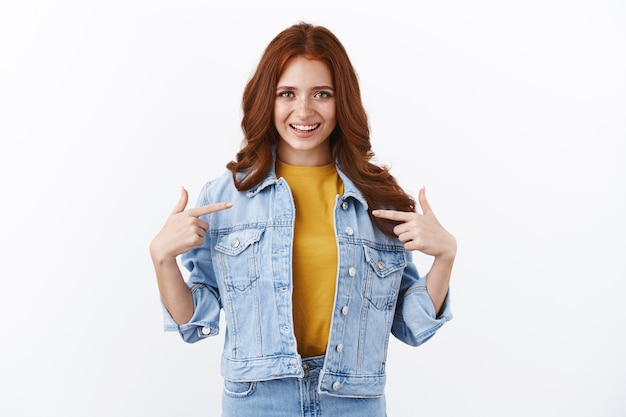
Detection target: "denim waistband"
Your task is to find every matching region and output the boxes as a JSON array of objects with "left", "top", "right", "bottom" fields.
[{"left": 301, "top": 355, "right": 325, "bottom": 377}]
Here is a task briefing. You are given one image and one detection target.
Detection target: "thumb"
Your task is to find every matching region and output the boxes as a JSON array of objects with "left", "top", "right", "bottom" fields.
[
  {"left": 171, "top": 187, "right": 189, "bottom": 214},
  {"left": 418, "top": 187, "right": 434, "bottom": 215}
]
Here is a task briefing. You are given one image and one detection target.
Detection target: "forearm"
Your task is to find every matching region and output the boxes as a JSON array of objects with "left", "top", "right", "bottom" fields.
[
  {"left": 149, "top": 189, "right": 232, "bottom": 326},
  {"left": 426, "top": 253, "right": 455, "bottom": 316},
  {"left": 151, "top": 253, "right": 194, "bottom": 325}
]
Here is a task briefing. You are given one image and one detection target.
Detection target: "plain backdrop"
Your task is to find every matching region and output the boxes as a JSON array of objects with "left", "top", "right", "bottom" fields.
[{"left": 1, "top": 1, "right": 625, "bottom": 416}]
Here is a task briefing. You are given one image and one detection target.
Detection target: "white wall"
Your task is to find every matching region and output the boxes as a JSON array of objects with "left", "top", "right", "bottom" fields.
[{"left": 1, "top": 1, "right": 624, "bottom": 416}]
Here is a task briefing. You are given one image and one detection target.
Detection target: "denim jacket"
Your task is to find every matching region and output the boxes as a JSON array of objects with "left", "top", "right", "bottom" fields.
[{"left": 163, "top": 163, "right": 452, "bottom": 398}]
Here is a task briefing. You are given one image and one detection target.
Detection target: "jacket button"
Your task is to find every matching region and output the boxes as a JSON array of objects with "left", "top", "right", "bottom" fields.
[
  {"left": 345, "top": 227, "right": 353, "bottom": 235},
  {"left": 341, "top": 201, "right": 348, "bottom": 210},
  {"left": 231, "top": 239, "right": 240, "bottom": 248},
  {"left": 336, "top": 344, "right": 343, "bottom": 352},
  {"left": 341, "top": 306, "right": 349, "bottom": 315},
  {"left": 332, "top": 381, "right": 341, "bottom": 390},
  {"left": 201, "top": 326, "right": 211, "bottom": 335},
  {"left": 348, "top": 267, "right": 356, "bottom": 276},
  {"left": 377, "top": 261, "right": 385, "bottom": 269}
]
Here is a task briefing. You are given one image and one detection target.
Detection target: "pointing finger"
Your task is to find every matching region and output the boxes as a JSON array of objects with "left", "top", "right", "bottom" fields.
[
  {"left": 418, "top": 187, "right": 433, "bottom": 215},
  {"left": 371, "top": 209, "right": 413, "bottom": 222},
  {"left": 171, "top": 187, "right": 189, "bottom": 214},
  {"left": 188, "top": 202, "right": 234, "bottom": 218}
]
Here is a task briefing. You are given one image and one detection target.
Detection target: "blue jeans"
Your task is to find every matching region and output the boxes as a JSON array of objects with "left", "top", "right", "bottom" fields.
[{"left": 221, "top": 356, "right": 387, "bottom": 417}]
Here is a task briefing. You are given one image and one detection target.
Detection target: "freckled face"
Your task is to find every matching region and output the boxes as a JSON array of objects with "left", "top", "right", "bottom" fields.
[{"left": 274, "top": 57, "right": 337, "bottom": 166}]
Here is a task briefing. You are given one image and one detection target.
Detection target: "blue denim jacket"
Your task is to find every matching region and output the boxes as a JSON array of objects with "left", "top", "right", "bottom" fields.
[{"left": 163, "top": 163, "right": 452, "bottom": 398}]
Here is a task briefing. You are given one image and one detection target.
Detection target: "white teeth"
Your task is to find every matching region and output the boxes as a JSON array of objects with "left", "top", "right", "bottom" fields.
[{"left": 291, "top": 124, "right": 319, "bottom": 131}]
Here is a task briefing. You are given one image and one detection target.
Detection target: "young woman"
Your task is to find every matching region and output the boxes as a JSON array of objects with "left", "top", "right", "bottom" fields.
[{"left": 150, "top": 22, "right": 456, "bottom": 417}]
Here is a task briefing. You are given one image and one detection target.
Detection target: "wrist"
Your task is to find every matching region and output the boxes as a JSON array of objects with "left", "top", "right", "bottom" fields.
[
  {"left": 435, "top": 237, "right": 457, "bottom": 263},
  {"left": 149, "top": 240, "right": 177, "bottom": 266}
]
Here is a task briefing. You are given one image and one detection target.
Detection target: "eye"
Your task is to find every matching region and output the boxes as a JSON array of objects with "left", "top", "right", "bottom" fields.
[
  {"left": 314, "top": 91, "right": 333, "bottom": 99},
  {"left": 278, "top": 90, "right": 294, "bottom": 98}
]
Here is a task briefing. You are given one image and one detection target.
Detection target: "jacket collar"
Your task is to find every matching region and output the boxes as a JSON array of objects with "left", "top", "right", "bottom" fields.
[{"left": 244, "top": 153, "right": 369, "bottom": 210}]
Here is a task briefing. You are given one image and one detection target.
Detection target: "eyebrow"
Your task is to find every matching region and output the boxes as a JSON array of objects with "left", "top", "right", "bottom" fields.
[{"left": 276, "top": 85, "right": 335, "bottom": 91}]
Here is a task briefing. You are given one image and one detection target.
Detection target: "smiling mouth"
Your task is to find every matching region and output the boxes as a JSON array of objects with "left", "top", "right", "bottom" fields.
[{"left": 290, "top": 124, "right": 320, "bottom": 132}]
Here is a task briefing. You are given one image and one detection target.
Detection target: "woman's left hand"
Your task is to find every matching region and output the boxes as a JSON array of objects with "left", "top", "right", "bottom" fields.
[{"left": 372, "top": 187, "right": 456, "bottom": 259}]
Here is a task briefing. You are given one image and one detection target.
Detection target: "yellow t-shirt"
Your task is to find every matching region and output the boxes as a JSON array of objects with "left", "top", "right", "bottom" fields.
[{"left": 275, "top": 160, "right": 344, "bottom": 358}]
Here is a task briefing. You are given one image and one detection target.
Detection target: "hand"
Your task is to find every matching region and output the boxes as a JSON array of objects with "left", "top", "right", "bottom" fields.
[
  {"left": 150, "top": 187, "right": 233, "bottom": 263},
  {"left": 372, "top": 187, "right": 456, "bottom": 259}
]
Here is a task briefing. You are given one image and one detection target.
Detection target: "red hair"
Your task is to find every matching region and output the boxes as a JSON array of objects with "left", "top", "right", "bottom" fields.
[{"left": 227, "top": 22, "right": 415, "bottom": 235}]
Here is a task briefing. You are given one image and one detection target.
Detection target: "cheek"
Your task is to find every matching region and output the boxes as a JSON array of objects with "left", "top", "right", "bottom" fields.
[
  {"left": 323, "top": 102, "right": 336, "bottom": 120},
  {"left": 324, "top": 107, "right": 337, "bottom": 126},
  {"left": 273, "top": 103, "right": 287, "bottom": 124}
]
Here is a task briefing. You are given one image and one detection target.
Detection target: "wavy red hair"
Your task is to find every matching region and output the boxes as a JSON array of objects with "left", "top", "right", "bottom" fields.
[{"left": 227, "top": 22, "right": 415, "bottom": 235}]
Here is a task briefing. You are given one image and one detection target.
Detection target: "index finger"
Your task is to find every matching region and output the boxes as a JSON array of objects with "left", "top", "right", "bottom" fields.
[
  {"left": 371, "top": 209, "right": 413, "bottom": 222},
  {"left": 187, "top": 202, "right": 233, "bottom": 217}
]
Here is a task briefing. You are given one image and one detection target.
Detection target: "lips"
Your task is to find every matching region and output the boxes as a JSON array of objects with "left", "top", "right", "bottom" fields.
[{"left": 290, "top": 124, "right": 320, "bottom": 132}]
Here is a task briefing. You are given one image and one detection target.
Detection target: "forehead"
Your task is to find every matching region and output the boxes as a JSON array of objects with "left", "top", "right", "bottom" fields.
[{"left": 278, "top": 57, "right": 333, "bottom": 85}]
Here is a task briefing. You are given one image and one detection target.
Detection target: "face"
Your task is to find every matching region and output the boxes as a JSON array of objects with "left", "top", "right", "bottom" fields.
[{"left": 274, "top": 57, "right": 337, "bottom": 166}]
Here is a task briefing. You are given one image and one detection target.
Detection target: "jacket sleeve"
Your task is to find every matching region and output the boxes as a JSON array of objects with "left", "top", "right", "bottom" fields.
[
  {"left": 162, "top": 188, "right": 222, "bottom": 343},
  {"left": 391, "top": 251, "right": 452, "bottom": 346}
]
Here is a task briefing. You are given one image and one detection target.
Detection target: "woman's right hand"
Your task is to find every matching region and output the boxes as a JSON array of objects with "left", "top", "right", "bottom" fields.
[{"left": 150, "top": 187, "right": 233, "bottom": 265}]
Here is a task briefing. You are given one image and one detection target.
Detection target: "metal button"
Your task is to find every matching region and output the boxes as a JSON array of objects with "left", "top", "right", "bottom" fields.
[
  {"left": 348, "top": 267, "right": 356, "bottom": 276},
  {"left": 336, "top": 343, "right": 343, "bottom": 352},
  {"left": 231, "top": 239, "right": 240, "bottom": 248},
  {"left": 345, "top": 227, "right": 353, "bottom": 235},
  {"left": 377, "top": 261, "right": 385, "bottom": 269},
  {"left": 332, "top": 381, "right": 341, "bottom": 390},
  {"left": 303, "top": 364, "right": 317, "bottom": 372},
  {"left": 341, "top": 306, "right": 349, "bottom": 315},
  {"left": 341, "top": 201, "right": 348, "bottom": 210},
  {"left": 201, "top": 326, "right": 211, "bottom": 335}
]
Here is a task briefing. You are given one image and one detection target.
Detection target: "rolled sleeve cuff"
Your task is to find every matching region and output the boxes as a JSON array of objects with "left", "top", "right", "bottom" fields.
[
  {"left": 162, "top": 283, "right": 221, "bottom": 343},
  {"left": 392, "top": 286, "right": 452, "bottom": 347}
]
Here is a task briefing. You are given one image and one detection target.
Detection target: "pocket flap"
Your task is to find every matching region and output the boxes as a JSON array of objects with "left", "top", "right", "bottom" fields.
[
  {"left": 215, "top": 228, "right": 264, "bottom": 256},
  {"left": 363, "top": 245, "right": 406, "bottom": 278}
]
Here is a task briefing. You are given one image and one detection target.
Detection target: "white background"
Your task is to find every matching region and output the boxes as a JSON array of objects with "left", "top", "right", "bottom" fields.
[{"left": 1, "top": 1, "right": 625, "bottom": 416}]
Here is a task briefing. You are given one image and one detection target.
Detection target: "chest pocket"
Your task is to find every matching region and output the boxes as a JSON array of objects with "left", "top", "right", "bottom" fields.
[
  {"left": 363, "top": 245, "right": 406, "bottom": 310},
  {"left": 215, "top": 228, "right": 264, "bottom": 291}
]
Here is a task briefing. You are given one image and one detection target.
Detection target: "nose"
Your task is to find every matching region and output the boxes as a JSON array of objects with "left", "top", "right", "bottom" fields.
[{"left": 295, "top": 96, "right": 314, "bottom": 118}]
